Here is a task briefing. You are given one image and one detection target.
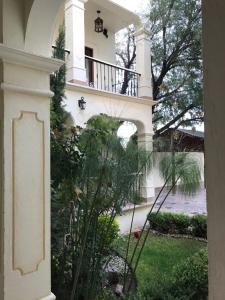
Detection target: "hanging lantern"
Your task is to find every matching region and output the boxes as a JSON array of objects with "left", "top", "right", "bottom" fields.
[
  {"left": 95, "top": 10, "right": 104, "bottom": 33},
  {"left": 78, "top": 97, "right": 86, "bottom": 110}
]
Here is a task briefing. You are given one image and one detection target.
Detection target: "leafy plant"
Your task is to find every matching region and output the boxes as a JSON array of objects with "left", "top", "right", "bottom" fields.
[
  {"left": 122, "top": 152, "right": 201, "bottom": 295},
  {"left": 98, "top": 214, "right": 120, "bottom": 251},
  {"left": 159, "top": 152, "right": 202, "bottom": 195},
  {"left": 170, "top": 248, "right": 208, "bottom": 299},
  {"left": 149, "top": 212, "right": 191, "bottom": 234},
  {"left": 148, "top": 212, "right": 207, "bottom": 238},
  {"left": 51, "top": 114, "right": 152, "bottom": 300},
  {"left": 191, "top": 215, "right": 207, "bottom": 239}
]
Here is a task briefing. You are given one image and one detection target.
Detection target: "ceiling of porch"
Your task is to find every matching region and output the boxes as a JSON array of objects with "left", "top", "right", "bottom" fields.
[{"left": 85, "top": 0, "right": 140, "bottom": 33}]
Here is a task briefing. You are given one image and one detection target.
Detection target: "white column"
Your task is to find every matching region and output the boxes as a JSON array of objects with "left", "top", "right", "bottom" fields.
[
  {"left": 135, "top": 27, "right": 153, "bottom": 99},
  {"left": 203, "top": 1, "right": 225, "bottom": 299},
  {"left": 0, "top": 44, "right": 62, "bottom": 300},
  {"left": 65, "top": 0, "right": 88, "bottom": 84},
  {"left": 137, "top": 133, "right": 155, "bottom": 201}
]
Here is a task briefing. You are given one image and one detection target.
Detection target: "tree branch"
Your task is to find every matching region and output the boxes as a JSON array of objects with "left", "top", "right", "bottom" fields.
[{"left": 154, "top": 103, "right": 194, "bottom": 137}]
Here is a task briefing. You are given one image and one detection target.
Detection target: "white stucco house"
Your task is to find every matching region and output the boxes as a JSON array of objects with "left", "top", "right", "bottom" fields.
[
  {"left": 0, "top": 0, "right": 224, "bottom": 299},
  {"left": 54, "top": 0, "right": 155, "bottom": 201}
]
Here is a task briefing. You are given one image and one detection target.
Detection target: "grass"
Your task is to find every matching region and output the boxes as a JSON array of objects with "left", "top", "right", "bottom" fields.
[{"left": 116, "top": 233, "right": 207, "bottom": 293}]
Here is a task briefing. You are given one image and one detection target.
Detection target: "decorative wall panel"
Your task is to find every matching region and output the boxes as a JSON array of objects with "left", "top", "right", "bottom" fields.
[{"left": 12, "top": 111, "right": 45, "bottom": 275}]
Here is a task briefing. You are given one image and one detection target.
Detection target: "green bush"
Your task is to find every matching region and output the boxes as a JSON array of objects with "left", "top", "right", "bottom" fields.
[
  {"left": 139, "top": 279, "right": 176, "bottom": 300},
  {"left": 169, "top": 248, "right": 208, "bottom": 299},
  {"left": 98, "top": 214, "right": 120, "bottom": 250},
  {"left": 148, "top": 212, "right": 207, "bottom": 238},
  {"left": 191, "top": 215, "right": 207, "bottom": 239},
  {"left": 149, "top": 212, "right": 191, "bottom": 235},
  {"left": 140, "top": 248, "right": 208, "bottom": 300}
]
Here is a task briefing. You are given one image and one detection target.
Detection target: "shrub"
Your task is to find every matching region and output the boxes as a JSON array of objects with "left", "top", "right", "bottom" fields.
[
  {"left": 139, "top": 248, "right": 208, "bottom": 300},
  {"left": 169, "top": 248, "right": 208, "bottom": 299},
  {"left": 148, "top": 212, "right": 207, "bottom": 238},
  {"left": 140, "top": 278, "right": 176, "bottom": 300},
  {"left": 98, "top": 214, "right": 120, "bottom": 250},
  {"left": 191, "top": 214, "right": 207, "bottom": 239},
  {"left": 148, "top": 212, "right": 191, "bottom": 234}
]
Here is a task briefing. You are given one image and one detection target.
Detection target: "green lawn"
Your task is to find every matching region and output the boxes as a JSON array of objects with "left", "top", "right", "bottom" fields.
[{"left": 117, "top": 233, "right": 207, "bottom": 295}]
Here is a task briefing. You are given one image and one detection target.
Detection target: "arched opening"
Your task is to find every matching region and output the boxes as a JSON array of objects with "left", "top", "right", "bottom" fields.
[
  {"left": 25, "top": 0, "right": 65, "bottom": 56},
  {"left": 117, "top": 121, "right": 137, "bottom": 147}
]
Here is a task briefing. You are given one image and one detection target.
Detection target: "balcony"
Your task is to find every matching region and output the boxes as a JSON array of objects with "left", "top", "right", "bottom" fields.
[
  {"left": 64, "top": 0, "right": 153, "bottom": 101},
  {"left": 85, "top": 55, "right": 141, "bottom": 97}
]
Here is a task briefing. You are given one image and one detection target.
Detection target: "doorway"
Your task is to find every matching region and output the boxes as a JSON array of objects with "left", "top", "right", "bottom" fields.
[{"left": 85, "top": 46, "right": 94, "bottom": 86}]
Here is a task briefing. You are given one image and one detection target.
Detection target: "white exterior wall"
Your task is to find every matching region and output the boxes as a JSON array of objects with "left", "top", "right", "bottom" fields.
[
  {"left": 85, "top": 15, "right": 116, "bottom": 64},
  {"left": 65, "top": 83, "right": 153, "bottom": 134},
  {"left": 65, "top": 83, "right": 155, "bottom": 201}
]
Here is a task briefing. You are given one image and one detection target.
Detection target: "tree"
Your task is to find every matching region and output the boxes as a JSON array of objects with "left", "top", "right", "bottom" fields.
[
  {"left": 116, "top": 26, "right": 136, "bottom": 95},
  {"left": 116, "top": 0, "right": 203, "bottom": 137},
  {"left": 50, "top": 25, "right": 69, "bottom": 132}
]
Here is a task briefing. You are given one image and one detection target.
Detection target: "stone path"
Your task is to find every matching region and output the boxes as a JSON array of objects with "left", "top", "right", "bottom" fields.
[{"left": 154, "top": 184, "right": 207, "bottom": 216}]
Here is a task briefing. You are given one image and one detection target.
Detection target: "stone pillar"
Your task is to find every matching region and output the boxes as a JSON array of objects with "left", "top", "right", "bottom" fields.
[
  {"left": 203, "top": 1, "right": 225, "bottom": 299},
  {"left": 0, "top": 44, "right": 62, "bottom": 300},
  {"left": 135, "top": 27, "right": 153, "bottom": 99},
  {"left": 65, "top": 0, "right": 88, "bottom": 84},
  {"left": 137, "top": 133, "right": 155, "bottom": 201}
]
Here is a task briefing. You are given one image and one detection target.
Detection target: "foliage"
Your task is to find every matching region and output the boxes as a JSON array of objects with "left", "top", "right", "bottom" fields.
[
  {"left": 117, "top": 233, "right": 206, "bottom": 299},
  {"left": 50, "top": 25, "right": 69, "bottom": 131},
  {"left": 98, "top": 214, "right": 120, "bottom": 251},
  {"left": 148, "top": 212, "right": 207, "bottom": 239},
  {"left": 116, "top": 0, "right": 203, "bottom": 136},
  {"left": 51, "top": 113, "right": 152, "bottom": 300},
  {"left": 191, "top": 214, "right": 207, "bottom": 239},
  {"left": 150, "top": 0, "right": 203, "bottom": 135},
  {"left": 149, "top": 212, "right": 191, "bottom": 234},
  {"left": 169, "top": 248, "right": 208, "bottom": 299},
  {"left": 119, "top": 150, "right": 201, "bottom": 296},
  {"left": 159, "top": 152, "right": 201, "bottom": 195}
]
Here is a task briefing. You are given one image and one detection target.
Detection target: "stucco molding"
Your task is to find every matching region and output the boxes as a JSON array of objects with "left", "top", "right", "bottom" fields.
[
  {"left": 0, "top": 44, "right": 63, "bottom": 73},
  {"left": 66, "top": 82, "right": 156, "bottom": 106},
  {"left": 1, "top": 83, "right": 54, "bottom": 98}
]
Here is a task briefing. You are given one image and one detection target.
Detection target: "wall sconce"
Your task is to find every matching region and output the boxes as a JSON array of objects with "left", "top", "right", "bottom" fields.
[
  {"left": 95, "top": 10, "right": 104, "bottom": 33},
  {"left": 78, "top": 97, "right": 86, "bottom": 110}
]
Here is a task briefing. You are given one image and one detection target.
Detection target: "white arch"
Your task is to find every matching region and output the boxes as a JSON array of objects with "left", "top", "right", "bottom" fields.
[{"left": 25, "top": 0, "right": 65, "bottom": 56}]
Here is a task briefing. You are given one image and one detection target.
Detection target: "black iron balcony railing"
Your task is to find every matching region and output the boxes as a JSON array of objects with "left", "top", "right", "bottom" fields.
[{"left": 85, "top": 56, "right": 141, "bottom": 97}]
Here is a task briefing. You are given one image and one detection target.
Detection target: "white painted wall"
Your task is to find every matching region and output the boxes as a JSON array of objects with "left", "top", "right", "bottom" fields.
[
  {"left": 65, "top": 83, "right": 153, "bottom": 134},
  {"left": 85, "top": 14, "right": 116, "bottom": 64}
]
